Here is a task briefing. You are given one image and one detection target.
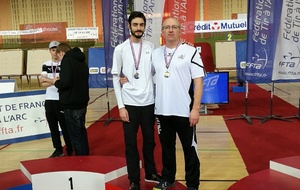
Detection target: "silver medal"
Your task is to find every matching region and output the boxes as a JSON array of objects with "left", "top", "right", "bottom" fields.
[{"left": 134, "top": 72, "right": 139, "bottom": 79}]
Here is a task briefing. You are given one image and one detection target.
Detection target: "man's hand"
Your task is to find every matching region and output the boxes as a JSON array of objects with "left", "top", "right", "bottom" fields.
[
  {"left": 119, "top": 107, "right": 129, "bottom": 122},
  {"left": 39, "top": 75, "right": 54, "bottom": 87},
  {"left": 39, "top": 75, "right": 47, "bottom": 83},
  {"left": 52, "top": 76, "right": 59, "bottom": 85},
  {"left": 189, "top": 108, "right": 200, "bottom": 127},
  {"left": 120, "top": 76, "right": 128, "bottom": 85}
]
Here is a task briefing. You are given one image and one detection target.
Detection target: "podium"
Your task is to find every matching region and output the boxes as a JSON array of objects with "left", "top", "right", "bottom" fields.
[{"left": 20, "top": 156, "right": 127, "bottom": 190}]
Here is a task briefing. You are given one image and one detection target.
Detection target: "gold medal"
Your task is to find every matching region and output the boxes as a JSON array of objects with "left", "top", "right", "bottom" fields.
[
  {"left": 164, "top": 71, "right": 170, "bottom": 78},
  {"left": 134, "top": 72, "right": 139, "bottom": 79}
]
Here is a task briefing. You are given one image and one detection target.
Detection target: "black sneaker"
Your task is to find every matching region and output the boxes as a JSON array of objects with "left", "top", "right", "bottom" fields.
[
  {"left": 49, "top": 149, "right": 64, "bottom": 158},
  {"left": 153, "top": 180, "right": 175, "bottom": 190},
  {"left": 145, "top": 173, "right": 163, "bottom": 183},
  {"left": 67, "top": 150, "right": 73, "bottom": 156},
  {"left": 187, "top": 188, "right": 197, "bottom": 190},
  {"left": 129, "top": 182, "right": 140, "bottom": 190},
  {"left": 66, "top": 147, "right": 73, "bottom": 156}
]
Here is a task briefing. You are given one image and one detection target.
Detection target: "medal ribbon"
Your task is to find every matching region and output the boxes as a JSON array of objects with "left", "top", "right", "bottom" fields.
[
  {"left": 51, "top": 61, "right": 59, "bottom": 77},
  {"left": 129, "top": 39, "right": 142, "bottom": 72},
  {"left": 164, "top": 42, "right": 180, "bottom": 69}
]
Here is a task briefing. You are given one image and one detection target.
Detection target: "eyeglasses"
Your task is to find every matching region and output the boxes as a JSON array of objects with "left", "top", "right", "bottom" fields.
[{"left": 162, "top": 25, "right": 180, "bottom": 30}]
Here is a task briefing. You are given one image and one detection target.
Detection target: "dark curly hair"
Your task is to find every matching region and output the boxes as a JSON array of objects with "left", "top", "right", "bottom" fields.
[{"left": 128, "top": 11, "right": 146, "bottom": 26}]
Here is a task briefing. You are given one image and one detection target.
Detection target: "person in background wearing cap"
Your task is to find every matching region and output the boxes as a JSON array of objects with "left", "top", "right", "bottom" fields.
[{"left": 39, "top": 41, "right": 73, "bottom": 157}]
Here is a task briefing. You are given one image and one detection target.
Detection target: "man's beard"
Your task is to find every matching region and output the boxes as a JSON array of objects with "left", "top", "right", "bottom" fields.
[{"left": 131, "top": 31, "right": 144, "bottom": 39}]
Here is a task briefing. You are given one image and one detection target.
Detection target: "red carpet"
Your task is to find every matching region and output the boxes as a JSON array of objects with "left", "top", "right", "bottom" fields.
[
  {"left": 212, "top": 83, "right": 300, "bottom": 174},
  {"left": 0, "top": 170, "right": 31, "bottom": 189},
  {"left": 2, "top": 83, "right": 299, "bottom": 189},
  {"left": 211, "top": 83, "right": 298, "bottom": 117},
  {"left": 87, "top": 109, "right": 163, "bottom": 172},
  {"left": 88, "top": 83, "right": 300, "bottom": 175}
]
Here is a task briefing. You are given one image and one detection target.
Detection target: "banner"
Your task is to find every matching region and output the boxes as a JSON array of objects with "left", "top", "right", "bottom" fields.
[
  {"left": 0, "top": 28, "right": 42, "bottom": 36},
  {"left": 0, "top": 90, "right": 50, "bottom": 145},
  {"left": 235, "top": 41, "right": 247, "bottom": 83},
  {"left": 19, "top": 22, "right": 67, "bottom": 43},
  {"left": 88, "top": 48, "right": 106, "bottom": 88},
  {"left": 101, "top": 0, "right": 129, "bottom": 88},
  {"left": 272, "top": 0, "right": 300, "bottom": 81},
  {"left": 66, "top": 27, "right": 98, "bottom": 40},
  {"left": 244, "top": 0, "right": 283, "bottom": 83},
  {"left": 194, "top": 19, "right": 247, "bottom": 33},
  {"left": 163, "top": 0, "right": 196, "bottom": 44},
  {"left": 134, "top": 0, "right": 165, "bottom": 48}
]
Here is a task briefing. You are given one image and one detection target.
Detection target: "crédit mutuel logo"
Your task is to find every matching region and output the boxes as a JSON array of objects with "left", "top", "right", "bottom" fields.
[{"left": 194, "top": 20, "right": 247, "bottom": 33}]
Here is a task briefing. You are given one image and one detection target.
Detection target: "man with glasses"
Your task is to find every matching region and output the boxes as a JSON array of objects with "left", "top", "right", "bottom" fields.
[{"left": 152, "top": 17, "right": 205, "bottom": 190}]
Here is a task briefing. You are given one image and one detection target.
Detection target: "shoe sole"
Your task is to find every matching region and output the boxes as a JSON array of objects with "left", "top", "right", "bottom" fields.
[
  {"left": 49, "top": 153, "right": 64, "bottom": 158},
  {"left": 145, "top": 179, "right": 160, "bottom": 183},
  {"left": 152, "top": 183, "right": 175, "bottom": 190},
  {"left": 153, "top": 187, "right": 174, "bottom": 190}
]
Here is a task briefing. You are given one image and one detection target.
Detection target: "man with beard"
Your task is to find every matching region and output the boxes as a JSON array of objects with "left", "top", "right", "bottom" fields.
[{"left": 112, "top": 11, "right": 162, "bottom": 190}]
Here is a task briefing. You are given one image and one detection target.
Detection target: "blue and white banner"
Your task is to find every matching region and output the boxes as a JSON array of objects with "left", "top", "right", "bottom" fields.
[
  {"left": 235, "top": 41, "right": 247, "bottom": 83},
  {"left": 272, "top": 0, "right": 300, "bottom": 81},
  {"left": 101, "top": 0, "right": 129, "bottom": 88},
  {"left": 244, "top": 0, "right": 283, "bottom": 83},
  {"left": 88, "top": 48, "right": 106, "bottom": 88},
  {"left": 0, "top": 90, "right": 50, "bottom": 145},
  {"left": 134, "top": 0, "right": 165, "bottom": 48}
]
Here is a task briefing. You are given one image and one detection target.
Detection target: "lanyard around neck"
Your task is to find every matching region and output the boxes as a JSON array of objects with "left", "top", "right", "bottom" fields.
[
  {"left": 129, "top": 39, "right": 142, "bottom": 71},
  {"left": 51, "top": 61, "right": 59, "bottom": 77},
  {"left": 164, "top": 42, "right": 180, "bottom": 69}
]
